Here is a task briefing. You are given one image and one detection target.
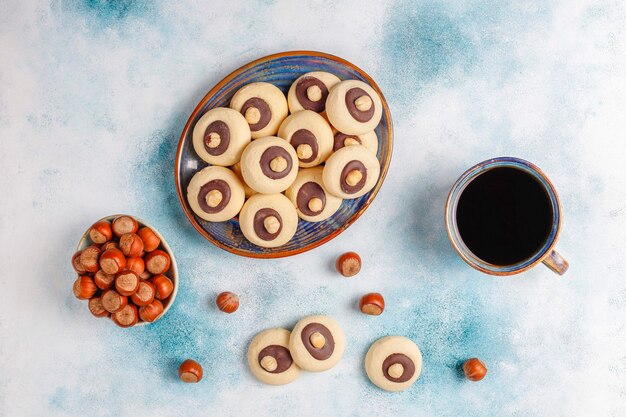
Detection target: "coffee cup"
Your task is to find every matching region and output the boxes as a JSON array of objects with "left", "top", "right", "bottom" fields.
[{"left": 445, "top": 157, "right": 568, "bottom": 276}]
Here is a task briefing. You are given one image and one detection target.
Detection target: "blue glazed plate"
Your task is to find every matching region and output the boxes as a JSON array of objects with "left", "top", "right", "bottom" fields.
[{"left": 175, "top": 51, "right": 393, "bottom": 258}]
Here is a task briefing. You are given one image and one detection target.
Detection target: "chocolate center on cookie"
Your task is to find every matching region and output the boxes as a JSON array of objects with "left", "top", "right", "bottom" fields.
[
  {"left": 257, "top": 345, "right": 293, "bottom": 374},
  {"left": 295, "top": 77, "right": 329, "bottom": 112},
  {"left": 241, "top": 97, "right": 272, "bottom": 131},
  {"left": 345, "top": 87, "right": 375, "bottom": 122},
  {"left": 290, "top": 129, "right": 319, "bottom": 163},
  {"left": 333, "top": 132, "right": 362, "bottom": 151},
  {"left": 259, "top": 146, "right": 293, "bottom": 179},
  {"left": 300, "top": 323, "right": 335, "bottom": 360},
  {"left": 253, "top": 208, "right": 283, "bottom": 241},
  {"left": 197, "top": 180, "right": 231, "bottom": 214},
  {"left": 203, "top": 120, "right": 230, "bottom": 156},
  {"left": 382, "top": 353, "right": 415, "bottom": 383},
  {"left": 296, "top": 182, "right": 326, "bottom": 216},
  {"left": 340, "top": 160, "right": 367, "bottom": 194}
]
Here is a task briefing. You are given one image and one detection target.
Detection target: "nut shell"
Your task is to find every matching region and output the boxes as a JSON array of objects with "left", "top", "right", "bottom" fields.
[
  {"left": 463, "top": 358, "right": 487, "bottom": 381},
  {"left": 336, "top": 252, "right": 362, "bottom": 277},
  {"left": 112, "top": 216, "right": 138, "bottom": 237},
  {"left": 137, "top": 227, "right": 160, "bottom": 252},
  {"left": 216, "top": 291, "right": 239, "bottom": 313},
  {"left": 88, "top": 297, "right": 109, "bottom": 317},
  {"left": 178, "top": 359, "right": 203, "bottom": 383},
  {"left": 71, "top": 251, "right": 87, "bottom": 274},
  {"left": 151, "top": 275, "right": 174, "bottom": 300},
  {"left": 131, "top": 281, "right": 156, "bottom": 306},
  {"left": 94, "top": 269, "right": 116, "bottom": 290},
  {"left": 115, "top": 271, "right": 140, "bottom": 296},
  {"left": 359, "top": 292, "right": 385, "bottom": 316},
  {"left": 73, "top": 276, "right": 97, "bottom": 300},
  {"left": 125, "top": 256, "right": 145, "bottom": 276},
  {"left": 139, "top": 299, "right": 164, "bottom": 322},
  {"left": 111, "top": 303, "right": 138, "bottom": 328},
  {"left": 101, "top": 289, "right": 128, "bottom": 313},
  {"left": 99, "top": 248, "right": 126, "bottom": 275},
  {"left": 119, "top": 233, "right": 144, "bottom": 257},
  {"left": 89, "top": 221, "right": 113, "bottom": 244},
  {"left": 145, "top": 250, "right": 171, "bottom": 275},
  {"left": 79, "top": 245, "right": 102, "bottom": 273}
]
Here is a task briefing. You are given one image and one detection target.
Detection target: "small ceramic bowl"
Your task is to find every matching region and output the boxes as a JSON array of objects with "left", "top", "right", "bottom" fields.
[
  {"left": 175, "top": 51, "right": 393, "bottom": 258},
  {"left": 76, "top": 215, "right": 178, "bottom": 326}
]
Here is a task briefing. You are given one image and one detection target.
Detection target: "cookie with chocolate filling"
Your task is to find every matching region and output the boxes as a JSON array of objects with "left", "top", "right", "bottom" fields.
[
  {"left": 332, "top": 129, "right": 378, "bottom": 155},
  {"left": 287, "top": 71, "right": 341, "bottom": 114},
  {"left": 247, "top": 328, "right": 301, "bottom": 385},
  {"left": 285, "top": 167, "right": 342, "bottom": 222},
  {"left": 192, "top": 107, "right": 251, "bottom": 166},
  {"left": 240, "top": 136, "right": 298, "bottom": 194},
  {"left": 326, "top": 80, "right": 383, "bottom": 135},
  {"left": 364, "top": 336, "right": 423, "bottom": 392},
  {"left": 187, "top": 166, "right": 245, "bottom": 222},
  {"left": 278, "top": 110, "right": 333, "bottom": 168},
  {"left": 289, "top": 315, "right": 345, "bottom": 372},
  {"left": 322, "top": 145, "right": 380, "bottom": 199},
  {"left": 239, "top": 193, "right": 298, "bottom": 248},
  {"left": 230, "top": 82, "right": 288, "bottom": 139}
]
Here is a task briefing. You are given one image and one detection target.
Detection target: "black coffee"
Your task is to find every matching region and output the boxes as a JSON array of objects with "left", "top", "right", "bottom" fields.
[{"left": 455, "top": 167, "right": 553, "bottom": 266}]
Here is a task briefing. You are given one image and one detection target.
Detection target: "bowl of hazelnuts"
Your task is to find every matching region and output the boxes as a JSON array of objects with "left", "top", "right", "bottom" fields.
[{"left": 70, "top": 214, "right": 178, "bottom": 327}]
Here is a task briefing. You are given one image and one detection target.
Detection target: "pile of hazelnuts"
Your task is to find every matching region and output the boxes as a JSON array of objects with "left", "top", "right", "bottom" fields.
[{"left": 71, "top": 215, "right": 174, "bottom": 327}]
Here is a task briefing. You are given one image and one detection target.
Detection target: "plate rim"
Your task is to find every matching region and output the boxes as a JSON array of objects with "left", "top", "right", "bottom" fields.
[{"left": 174, "top": 50, "right": 394, "bottom": 258}]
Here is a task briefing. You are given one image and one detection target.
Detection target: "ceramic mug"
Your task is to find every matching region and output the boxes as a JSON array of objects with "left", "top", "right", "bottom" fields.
[{"left": 445, "top": 157, "right": 569, "bottom": 276}]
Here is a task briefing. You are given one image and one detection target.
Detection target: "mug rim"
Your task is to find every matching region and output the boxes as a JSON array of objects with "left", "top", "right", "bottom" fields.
[{"left": 445, "top": 157, "right": 562, "bottom": 276}]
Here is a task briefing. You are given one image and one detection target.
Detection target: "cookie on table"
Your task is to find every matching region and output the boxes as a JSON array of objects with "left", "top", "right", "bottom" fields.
[
  {"left": 364, "top": 336, "right": 423, "bottom": 392},
  {"left": 326, "top": 80, "right": 383, "bottom": 135},
  {"left": 240, "top": 136, "right": 298, "bottom": 194},
  {"left": 192, "top": 107, "right": 251, "bottom": 166},
  {"left": 285, "top": 167, "right": 342, "bottom": 222},
  {"left": 287, "top": 71, "right": 341, "bottom": 114},
  {"left": 247, "top": 328, "right": 301, "bottom": 385},
  {"left": 230, "top": 82, "right": 288, "bottom": 139},
  {"left": 277, "top": 110, "right": 333, "bottom": 168},
  {"left": 332, "top": 129, "right": 378, "bottom": 155},
  {"left": 289, "top": 315, "right": 345, "bottom": 372},
  {"left": 239, "top": 193, "right": 298, "bottom": 248},
  {"left": 230, "top": 162, "right": 256, "bottom": 199},
  {"left": 323, "top": 145, "right": 380, "bottom": 199},
  {"left": 187, "top": 166, "right": 245, "bottom": 222}
]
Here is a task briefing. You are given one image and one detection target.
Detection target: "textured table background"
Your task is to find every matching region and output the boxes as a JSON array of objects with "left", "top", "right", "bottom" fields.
[{"left": 1, "top": 1, "right": 625, "bottom": 416}]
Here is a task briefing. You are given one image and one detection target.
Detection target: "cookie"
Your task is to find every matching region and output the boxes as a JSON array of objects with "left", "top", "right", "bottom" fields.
[
  {"left": 332, "top": 129, "right": 378, "bottom": 155},
  {"left": 187, "top": 166, "right": 245, "bottom": 222},
  {"left": 277, "top": 110, "right": 333, "bottom": 168},
  {"left": 247, "top": 328, "right": 301, "bottom": 385},
  {"left": 239, "top": 193, "right": 298, "bottom": 248},
  {"left": 285, "top": 167, "right": 342, "bottom": 222},
  {"left": 230, "top": 82, "right": 288, "bottom": 139},
  {"left": 289, "top": 315, "right": 345, "bottom": 372},
  {"left": 287, "top": 71, "right": 341, "bottom": 114},
  {"left": 231, "top": 162, "right": 256, "bottom": 199},
  {"left": 240, "top": 136, "right": 298, "bottom": 194},
  {"left": 323, "top": 145, "right": 380, "bottom": 199},
  {"left": 364, "top": 336, "right": 423, "bottom": 392},
  {"left": 192, "top": 107, "right": 251, "bottom": 166},
  {"left": 326, "top": 80, "right": 383, "bottom": 135}
]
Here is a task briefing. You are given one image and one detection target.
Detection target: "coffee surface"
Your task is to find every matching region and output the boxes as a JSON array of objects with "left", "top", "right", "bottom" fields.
[{"left": 456, "top": 167, "right": 553, "bottom": 266}]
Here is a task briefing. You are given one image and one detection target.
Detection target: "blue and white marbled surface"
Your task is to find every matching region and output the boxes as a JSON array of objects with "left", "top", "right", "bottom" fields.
[{"left": 1, "top": 1, "right": 625, "bottom": 416}]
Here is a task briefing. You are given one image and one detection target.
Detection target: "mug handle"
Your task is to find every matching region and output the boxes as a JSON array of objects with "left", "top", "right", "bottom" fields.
[{"left": 542, "top": 249, "right": 569, "bottom": 275}]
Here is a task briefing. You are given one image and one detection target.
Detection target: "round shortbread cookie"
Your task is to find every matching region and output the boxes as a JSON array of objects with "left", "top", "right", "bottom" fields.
[
  {"left": 322, "top": 145, "right": 380, "bottom": 199},
  {"left": 192, "top": 107, "right": 251, "bottom": 166},
  {"left": 289, "top": 315, "right": 345, "bottom": 372},
  {"left": 326, "top": 80, "right": 383, "bottom": 135},
  {"left": 230, "top": 82, "right": 288, "bottom": 139},
  {"left": 287, "top": 71, "right": 341, "bottom": 114},
  {"left": 247, "top": 328, "right": 301, "bottom": 385},
  {"left": 285, "top": 167, "right": 342, "bottom": 222},
  {"left": 364, "top": 336, "right": 423, "bottom": 392},
  {"left": 187, "top": 166, "right": 245, "bottom": 222},
  {"left": 240, "top": 136, "right": 298, "bottom": 194},
  {"left": 278, "top": 110, "right": 334, "bottom": 168},
  {"left": 239, "top": 193, "right": 298, "bottom": 248},
  {"left": 332, "top": 129, "right": 378, "bottom": 155}
]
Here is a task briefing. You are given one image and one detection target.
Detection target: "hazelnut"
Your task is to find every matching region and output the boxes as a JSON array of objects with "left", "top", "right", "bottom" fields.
[
  {"left": 115, "top": 271, "right": 140, "bottom": 296},
  {"left": 94, "top": 269, "right": 116, "bottom": 290},
  {"left": 296, "top": 144, "right": 313, "bottom": 160},
  {"left": 216, "top": 291, "right": 239, "bottom": 313},
  {"left": 79, "top": 245, "right": 101, "bottom": 273},
  {"left": 88, "top": 297, "right": 109, "bottom": 318},
  {"left": 139, "top": 299, "right": 164, "bottom": 322},
  {"left": 145, "top": 250, "right": 171, "bottom": 275},
  {"left": 354, "top": 95, "right": 372, "bottom": 112},
  {"left": 263, "top": 216, "right": 280, "bottom": 235},
  {"left": 111, "top": 304, "right": 138, "bottom": 328},
  {"left": 335, "top": 251, "right": 361, "bottom": 277},
  {"left": 131, "top": 281, "right": 156, "bottom": 307},
  {"left": 119, "top": 233, "right": 144, "bottom": 257},
  {"left": 306, "top": 84, "right": 322, "bottom": 101},
  {"left": 178, "top": 359, "right": 203, "bottom": 383},
  {"left": 260, "top": 355, "right": 278, "bottom": 372},
  {"left": 345, "top": 169, "right": 363, "bottom": 186},
  {"left": 112, "top": 215, "right": 138, "bottom": 237},
  {"left": 89, "top": 221, "right": 113, "bottom": 244},
  {"left": 137, "top": 227, "right": 160, "bottom": 252},
  {"left": 73, "top": 276, "right": 97, "bottom": 300},
  {"left": 463, "top": 358, "right": 487, "bottom": 381},
  {"left": 309, "top": 332, "right": 326, "bottom": 349},
  {"left": 99, "top": 248, "right": 126, "bottom": 275},
  {"left": 308, "top": 197, "right": 323, "bottom": 213},
  {"left": 359, "top": 292, "right": 385, "bottom": 316},
  {"left": 269, "top": 156, "right": 288, "bottom": 173},
  {"left": 244, "top": 107, "right": 261, "bottom": 125},
  {"left": 71, "top": 251, "right": 87, "bottom": 274},
  {"left": 151, "top": 275, "right": 174, "bottom": 300}
]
